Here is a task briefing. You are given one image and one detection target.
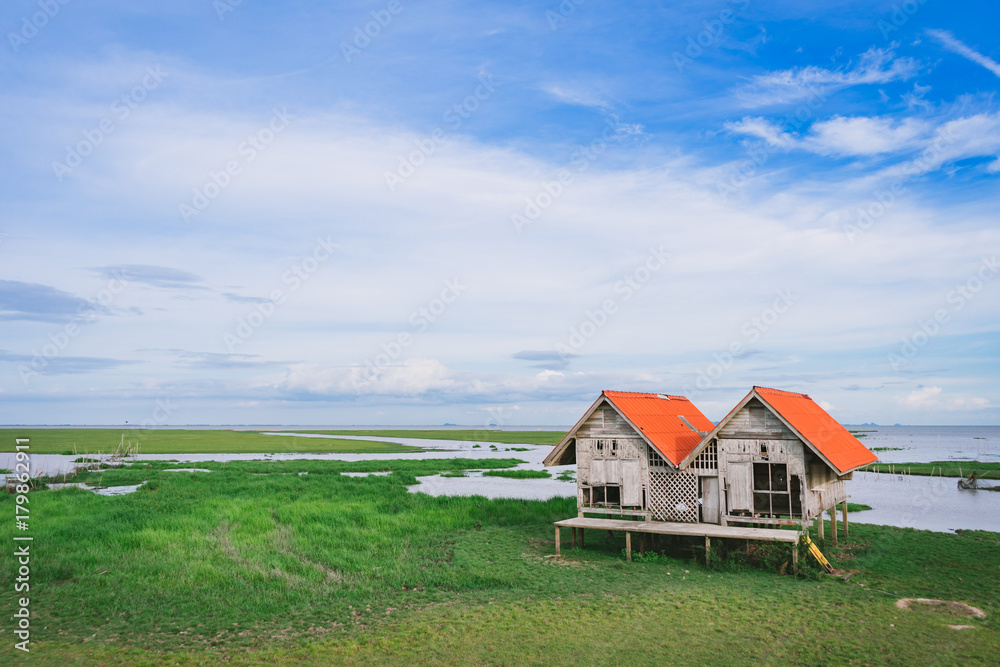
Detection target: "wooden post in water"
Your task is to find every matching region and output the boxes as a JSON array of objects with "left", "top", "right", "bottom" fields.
[
  {"left": 625, "top": 532, "right": 632, "bottom": 562},
  {"left": 830, "top": 506, "right": 838, "bottom": 548},
  {"left": 554, "top": 525, "right": 560, "bottom": 556},
  {"left": 841, "top": 501, "right": 849, "bottom": 539}
]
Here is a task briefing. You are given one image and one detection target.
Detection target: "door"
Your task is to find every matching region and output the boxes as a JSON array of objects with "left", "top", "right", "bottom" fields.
[
  {"left": 590, "top": 459, "right": 606, "bottom": 486},
  {"left": 621, "top": 459, "right": 641, "bottom": 506},
  {"left": 701, "top": 476, "right": 720, "bottom": 523},
  {"left": 727, "top": 462, "right": 752, "bottom": 512}
]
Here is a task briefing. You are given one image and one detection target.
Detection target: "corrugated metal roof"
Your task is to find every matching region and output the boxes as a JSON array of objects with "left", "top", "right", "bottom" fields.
[
  {"left": 753, "top": 386, "right": 878, "bottom": 473},
  {"left": 602, "top": 391, "right": 715, "bottom": 466}
]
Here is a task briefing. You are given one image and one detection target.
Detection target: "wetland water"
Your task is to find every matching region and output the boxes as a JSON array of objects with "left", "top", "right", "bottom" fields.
[{"left": 3, "top": 426, "right": 997, "bottom": 533}]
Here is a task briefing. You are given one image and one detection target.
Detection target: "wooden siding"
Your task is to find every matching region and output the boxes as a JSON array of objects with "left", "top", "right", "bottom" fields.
[
  {"left": 718, "top": 398, "right": 798, "bottom": 440},
  {"left": 574, "top": 400, "right": 649, "bottom": 512}
]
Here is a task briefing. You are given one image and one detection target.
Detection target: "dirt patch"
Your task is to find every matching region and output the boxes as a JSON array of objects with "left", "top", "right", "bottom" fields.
[
  {"left": 948, "top": 624, "right": 976, "bottom": 630},
  {"left": 895, "top": 598, "right": 986, "bottom": 618}
]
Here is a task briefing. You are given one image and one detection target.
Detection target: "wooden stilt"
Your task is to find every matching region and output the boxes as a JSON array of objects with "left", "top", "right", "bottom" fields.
[
  {"left": 705, "top": 536, "right": 711, "bottom": 565},
  {"left": 841, "top": 501, "right": 849, "bottom": 539},
  {"left": 625, "top": 531, "right": 632, "bottom": 562},
  {"left": 571, "top": 527, "right": 577, "bottom": 550},
  {"left": 792, "top": 539, "right": 799, "bottom": 574},
  {"left": 580, "top": 528, "right": 584, "bottom": 548},
  {"left": 640, "top": 532, "right": 646, "bottom": 555},
  {"left": 555, "top": 525, "right": 560, "bottom": 556},
  {"left": 817, "top": 511, "right": 825, "bottom": 540},
  {"left": 830, "top": 506, "right": 838, "bottom": 548}
]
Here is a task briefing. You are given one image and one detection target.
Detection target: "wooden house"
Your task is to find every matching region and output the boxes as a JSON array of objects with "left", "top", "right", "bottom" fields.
[{"left": 545, "top": 387, "right": 877, "bottom": 561}]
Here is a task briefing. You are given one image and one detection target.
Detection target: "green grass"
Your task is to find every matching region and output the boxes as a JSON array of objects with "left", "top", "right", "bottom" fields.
[
  {"left": 861, "top": 461, "right": 1000, "bottom": 479},
  {"left": 0, "top": 428, "right": 420, "bottom": 454},
  {"left": 847, "top": 502, "right": 872, "bottom": 512},
  {"left": 289, "top": 429, "right": 564, "bottom": 446},
  {"left": 481, "top": 469, "right": 552, "bottom": 479},
  {"left": 2, "top": 458, "right": 998, "bottom": 665}
]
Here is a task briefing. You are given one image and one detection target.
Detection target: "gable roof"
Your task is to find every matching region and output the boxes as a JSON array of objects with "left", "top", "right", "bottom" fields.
[
  {"left": 681, "top": 386, "right": 877, "bottom": 474},
  {"left": 543, "top": 390, "right": 714, "bottom": 467}
]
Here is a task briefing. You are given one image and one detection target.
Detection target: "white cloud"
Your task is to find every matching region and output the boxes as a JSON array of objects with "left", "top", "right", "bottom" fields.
[
  {"left": 737, "top": 47, "right": 920, "bottom": 107},
  {"left": 896, "top": 386, "right": 992, "bottom": 412},
  {"left": 928, "top": 29, "right": 1000, "bottom": 79},
  {"left": 724, "top": 117, "right": 796, "bottom": 148},
  {"left": 726, "top": 109, "right": 1000, "bottom": 169},
  {"left": 803, "top": 116, "right": 929, "bottom": 156}
]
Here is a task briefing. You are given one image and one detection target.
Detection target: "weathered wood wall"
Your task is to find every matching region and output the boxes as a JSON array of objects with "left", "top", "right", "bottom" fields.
[
  {"left": 715, "top": 398, "right": 847, "bottom": 520},
  {"left": 574, "top": 402, "right": 649, "bottom": 512}
]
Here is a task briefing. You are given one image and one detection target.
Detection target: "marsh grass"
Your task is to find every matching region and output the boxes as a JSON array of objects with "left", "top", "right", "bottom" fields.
[
  {"left": 0, "top": 429, "right": 419, "bottom": 454},
  {"left": 2, "top": 457, "right": 998, "bottom": 664},
  {"left": 290, "top": 429, "right": 564, "bottom": 446},
  {"left": 481, "top": 469, "right": 552, "bottom": 479},
  {"left": 861, "top": 461, "right": 1000, "bottom": 479}
]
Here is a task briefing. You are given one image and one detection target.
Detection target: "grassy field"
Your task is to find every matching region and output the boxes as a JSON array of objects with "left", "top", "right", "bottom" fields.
[
  {"left": 290, "top": 429, "right": 565, "bottom": 446},
  {"left": 0, "top": 429, "right": 419, "bottom": 455},
  {"left": 2, "top": 457, "right": 998, "bottom": 665},
  {"left": 860, "top": 461, "right": 1000, "bottom": 479}
]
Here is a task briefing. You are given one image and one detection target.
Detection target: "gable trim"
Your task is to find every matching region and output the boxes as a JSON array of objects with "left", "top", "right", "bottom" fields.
[{"left": 678, "top": 388, "right": 847, "bottom": 474}]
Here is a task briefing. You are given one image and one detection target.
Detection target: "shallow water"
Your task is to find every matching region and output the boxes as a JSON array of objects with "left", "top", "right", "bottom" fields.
[
  {"left": 4, "top": 429, "right": 998, "bottom": 533},
  {"left": 408, "top": 468, "right": 576, "bottom": 501},
  {"left": 47, "top": 481, "right": 147, "bottom": 496},
  {"left": 851, "top": 425, "right": 1000, "bottom": 463},
  {"left": 844, "top": 471, "right": 1000, "bottom": 533}
]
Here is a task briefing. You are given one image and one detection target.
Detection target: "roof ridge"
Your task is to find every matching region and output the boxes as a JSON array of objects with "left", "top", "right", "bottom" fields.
[
  {"left": 754, "top": 385, "right": 810, "bottom": 399},
  {"left": 603, "top": 390, "right": 690, "bottom": 400}
]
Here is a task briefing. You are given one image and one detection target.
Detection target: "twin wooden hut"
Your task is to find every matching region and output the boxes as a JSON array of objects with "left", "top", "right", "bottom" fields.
[{"left": 543, "top": 387, "right": 877, "bottom": 564}]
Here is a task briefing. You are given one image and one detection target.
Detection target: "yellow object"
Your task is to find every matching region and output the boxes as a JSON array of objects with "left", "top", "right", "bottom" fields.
[{"left": 801, "top": 534, "right": 833, "bottom": 573}]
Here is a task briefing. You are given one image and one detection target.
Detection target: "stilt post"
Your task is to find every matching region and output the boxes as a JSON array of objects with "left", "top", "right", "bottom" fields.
[
  {"left": 830, "top": 506, "right": 838, "bottom": 548},
  {"left": 818, "top": 511, "right": 825, "bottom": 540},
  {"left": 625, "top": 531, "right": 632, "bottom": 562},
  {"left": 841, "top": 501, "right": 849, "bottom": 539},
  {"left": 705, "top": 536, "right": 711, "bottom": 565},
  {"left": 571, "top": 527, "right": 577, "bottom": 550},
  {"left": 554, "top": 525, "right": 560, "bottom": 556}
]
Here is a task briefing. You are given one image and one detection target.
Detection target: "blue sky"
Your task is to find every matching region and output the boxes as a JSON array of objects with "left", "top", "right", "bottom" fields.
[{"left": 1, "top": 0, "right": 998, "bottom": 426}]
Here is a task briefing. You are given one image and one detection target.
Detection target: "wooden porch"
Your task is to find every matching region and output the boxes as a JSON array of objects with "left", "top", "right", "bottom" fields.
[{"left": 554, "top": 516, "right": 802, "bottom": 572}]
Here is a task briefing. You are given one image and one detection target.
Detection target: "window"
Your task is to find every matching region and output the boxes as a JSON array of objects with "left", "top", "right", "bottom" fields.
[
  {"left": 594, "top": 439, "right": 619, "bottom": 457},
  {"left": 751, "top": 463, "right": 800, "bottom": 517},
  {"left": 584, "top": 485, "right": 621, "bottom": 507}
]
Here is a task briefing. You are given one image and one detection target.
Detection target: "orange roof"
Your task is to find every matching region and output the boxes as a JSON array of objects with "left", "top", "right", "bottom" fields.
[
  {"left": 752, "top": 386, "right": 877, "bottom": 473},
  {"left": 602, "top": 391, "right": 715, "bottom": 466}
]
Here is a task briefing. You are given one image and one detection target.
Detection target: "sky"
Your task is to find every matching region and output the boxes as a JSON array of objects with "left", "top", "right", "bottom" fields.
[{"left": 1, "top": 0, "right": 998, "bottom": 427}]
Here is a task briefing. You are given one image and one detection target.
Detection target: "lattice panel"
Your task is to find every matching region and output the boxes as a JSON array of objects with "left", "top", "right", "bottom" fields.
[
  {"left": 648, "top": 471, "right": 698, "bottom": 523},
  {"left": 690, "top": 440, "right": 718, "bottom": 473}
]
